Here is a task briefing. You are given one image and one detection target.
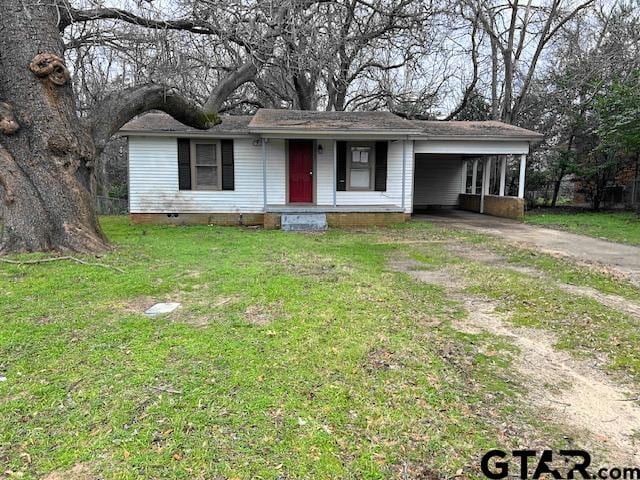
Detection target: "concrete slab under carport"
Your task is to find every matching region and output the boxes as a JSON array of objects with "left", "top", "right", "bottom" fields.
[{"left": 414, "top": 210, "right": 640, "bottom": 285}]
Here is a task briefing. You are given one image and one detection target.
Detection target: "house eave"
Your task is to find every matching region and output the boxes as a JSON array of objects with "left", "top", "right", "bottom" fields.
[
  {"left": 120, "top": 130, "right": 253, "bottom": 138},
  {"left": 250, "top": 128, "right": 421, "bottom": 139},
  {"left": 411, "top": 134, "right": 543, "bottom": 142}
]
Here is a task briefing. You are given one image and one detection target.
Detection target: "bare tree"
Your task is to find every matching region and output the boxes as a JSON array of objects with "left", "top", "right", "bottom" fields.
[{"left": 455, "top": 0, "right": 596, "bottom": 122}]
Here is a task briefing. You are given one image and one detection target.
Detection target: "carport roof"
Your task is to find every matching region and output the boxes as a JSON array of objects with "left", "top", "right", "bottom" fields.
[{"left": 410, "top": 120, "right": 543, "bottom": 141}]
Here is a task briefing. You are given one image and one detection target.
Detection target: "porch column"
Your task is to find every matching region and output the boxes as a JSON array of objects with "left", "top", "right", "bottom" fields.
[
  {"left": 518, "top": 153, "right": 527, "bottom": 198},
  {"left": 461, "top": 160, "right": 468, "bottom": 194},
  {"left": 484, "top": 157, "right": 492, "bottom": 195},
  {"left": 401, "top": 140, "right": 407, "bottom": 211},
  {"left": 480, "top": 157, "right": 491, "bottom": 214},
  {"left": 499, "top": 155, "right": 507, "bottom": 196},
  {"left": 333, "top": 140, "right": 337, "bottom": 207},
  {"left": 471, "top": 159, "right": 478, "bottom": 194},
  {"left": 262, "top": 138, "right": 268, "bottom": 211}
]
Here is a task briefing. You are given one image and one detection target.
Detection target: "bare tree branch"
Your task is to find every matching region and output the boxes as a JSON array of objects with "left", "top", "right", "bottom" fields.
[{"left": 89, "top": 85, "right": 217, "bottom": 154}]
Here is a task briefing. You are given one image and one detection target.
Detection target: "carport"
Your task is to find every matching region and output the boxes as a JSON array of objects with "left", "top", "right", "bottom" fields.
[{"left": 410, "top": 120, "right": 544, "bottom": 219}]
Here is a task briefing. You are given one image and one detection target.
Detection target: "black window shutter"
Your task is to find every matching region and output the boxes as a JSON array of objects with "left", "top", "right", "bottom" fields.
[
  {"left": 336, "top": 141, "right": 347, "bottom": 191},
  {"left": 221, "top": 139, "right": 235, "bottom": 191},
  {"left": 374, "top": 141, "right": 388, "bottom": 191},
  {"left": 177, "top": 139, "right": 191, "bottom": 190}
]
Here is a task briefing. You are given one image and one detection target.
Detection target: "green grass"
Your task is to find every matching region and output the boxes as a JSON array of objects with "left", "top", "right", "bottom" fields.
[
  {"left": 526, "top": 211, "right": 640, "bottom": 245},
  {"left": 1, "top": 217, "right": 638, "bottom": 478}
]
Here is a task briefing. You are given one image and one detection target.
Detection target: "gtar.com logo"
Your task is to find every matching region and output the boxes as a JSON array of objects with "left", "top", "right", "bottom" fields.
[{"left": 480, "top": 449, "right": 640, "bottom": 479}]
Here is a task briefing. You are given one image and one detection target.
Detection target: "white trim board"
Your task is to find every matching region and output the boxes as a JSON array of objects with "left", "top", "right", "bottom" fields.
[{"left": 414, "top": 140, "right": 530, "bottom": 155}]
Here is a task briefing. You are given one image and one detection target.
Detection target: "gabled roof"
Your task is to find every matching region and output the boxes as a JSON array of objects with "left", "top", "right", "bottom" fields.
[
  {"left": 248, "top": 109, "right": 420, "bottom": 134},
  {"left": 120, "top": 110, "right": 543, "bottom": 142},
  {"left": 121, "top": 112, "right": 252, "bottom": 135},
  {"left": 410, "top": 120, "right": 543, "bottom": 141}
]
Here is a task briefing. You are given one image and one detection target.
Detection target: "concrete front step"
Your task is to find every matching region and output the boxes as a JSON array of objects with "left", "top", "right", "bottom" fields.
[{"left": 281, "top": 213, "right": 328, "bottom": 231}]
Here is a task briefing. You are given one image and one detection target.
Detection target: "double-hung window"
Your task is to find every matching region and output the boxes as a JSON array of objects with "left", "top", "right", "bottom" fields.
[
  {"left": 190, "top": 140, "right": 220, "bottom": 190},
  {"left": 348, "top": 145, "right": 374, "bottom": 190}
]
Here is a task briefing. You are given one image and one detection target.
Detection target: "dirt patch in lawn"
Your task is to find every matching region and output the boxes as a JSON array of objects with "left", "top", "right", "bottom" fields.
[
  {"left": 171, "top": 295, "right": 242, "bottom": 327},
  {"left": 121, "top": 295, "right": 158, "bottom": 314},
  {"left": 364, "top": 347, "right": 403, "bottom": 371},
  {"left": 391, "top": 254, "right": 640, "bottom": 464},
  {"left": 277, "top": 251, "right": 350, "bottom": 280},
  {"left": 41, "top": 463, "right": 93, "bottom": 480},
  {"left": 390, "top": 462, "right": 441, "bottom": 480},
  {"left": 244, "top": 300, "right": 286, "bottom": 326}
]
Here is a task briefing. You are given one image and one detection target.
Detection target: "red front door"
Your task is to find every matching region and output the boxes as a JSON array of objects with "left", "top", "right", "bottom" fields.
[{"left": 289, "top": 140, "right": 313, "bottom": 203}]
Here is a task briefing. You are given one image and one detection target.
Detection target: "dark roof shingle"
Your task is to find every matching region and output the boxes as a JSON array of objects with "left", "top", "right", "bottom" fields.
[
  {"left": 249, "top": 109, "right": 419, "bottom": 132},
  {"left": 410, "top": 120, "right": 543, "bottom": 139},
  {"left": 120, "top": 110, "right": 543, "bottom": 140}
]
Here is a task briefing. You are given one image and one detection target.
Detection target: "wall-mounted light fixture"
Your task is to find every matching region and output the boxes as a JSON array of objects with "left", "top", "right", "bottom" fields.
[{"left": 317, "top": 144, "right": 324, "bottom": 155}]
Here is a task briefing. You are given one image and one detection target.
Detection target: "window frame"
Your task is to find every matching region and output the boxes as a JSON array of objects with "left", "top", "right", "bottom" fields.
[
  {"left": 346, "top": 142, "right": 376, "bottom": 191},
  {"left": 190, "top": 139, "right": 221, "bottom": 191}
]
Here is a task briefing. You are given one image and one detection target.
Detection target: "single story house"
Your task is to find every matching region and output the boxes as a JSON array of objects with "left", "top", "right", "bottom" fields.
[{"left": 121, "top": 109, "right": 542, "bottom": 228}]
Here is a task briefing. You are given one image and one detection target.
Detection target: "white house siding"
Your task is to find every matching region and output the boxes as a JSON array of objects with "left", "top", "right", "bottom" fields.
[
  {"left": 129, "top": 136, "right": 413, "bottom": 214},
  {"left": 129, "top": 136, "right": 267, "bottom": 213},
  {"left": 413, "top": 154, "right": 464, "bottom": 207}
]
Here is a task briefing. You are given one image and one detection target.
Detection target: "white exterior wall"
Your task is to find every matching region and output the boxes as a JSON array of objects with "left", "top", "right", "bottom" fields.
[
  {"left": 129, "top": 136, "right": 267, "bottom": 213},
  {"left": 129, "top": 136, "right": 413, "bottom": 213}
]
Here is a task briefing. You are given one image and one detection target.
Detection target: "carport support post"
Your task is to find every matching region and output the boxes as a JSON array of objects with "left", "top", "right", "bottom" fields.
[
  {"left": 471, "top": 159, "right": 478, "bottom": 194},
  {"left": 262, "top": 138, "right": 268, "bottom": 211},
  {"left": 480, "top": 157, "right": 491, "bottom": 214},
  {"left": 499, "top": 156, "right": 507, "bottom": 196},
  {"left": 401, "top": 140, "right": 407, "bottom": 211},
  {"left": 518, "top": 154, "right": 527, "bottom": 198},
  {"left": 461, "top": 160, "right": 468, "bottom": 193},
  {"left": 333, "top": 140, "right": 337, "bottom": 207}
]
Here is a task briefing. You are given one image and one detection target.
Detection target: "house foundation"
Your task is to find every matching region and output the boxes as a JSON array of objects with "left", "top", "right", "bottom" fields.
[{"left": 130, "top": 211, "right": 408, "bottom": 228}]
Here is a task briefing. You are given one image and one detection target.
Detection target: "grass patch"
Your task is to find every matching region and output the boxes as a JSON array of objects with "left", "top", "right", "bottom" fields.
[
  {"left": 526, "top": 211, "right": 640, "bottom": 245},
  {"left": 0, "top": 216, "right": 549, "bottom": 479},
  {"left": 4, "top": 216, "right": 638, "bottom": 478}
]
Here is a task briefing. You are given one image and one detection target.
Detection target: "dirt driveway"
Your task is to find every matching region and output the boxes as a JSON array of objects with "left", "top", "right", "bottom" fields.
[{"left": 416, "top": 210, "right": 640, "bottom": 285}]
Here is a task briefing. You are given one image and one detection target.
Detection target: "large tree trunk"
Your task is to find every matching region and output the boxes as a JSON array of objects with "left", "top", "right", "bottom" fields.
[
  {"left": 0, "top": 0, "right": 108, "bottom": 253},
  {"left": 0, "top": 1, "right": 216, "bottom": 254}
]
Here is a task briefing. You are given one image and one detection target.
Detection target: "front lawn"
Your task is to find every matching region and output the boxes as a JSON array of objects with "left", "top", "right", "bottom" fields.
[
  {"left": 526, "top": 210, "right": 640, "bottom": 245},
  {"left": 1, "top": 217, "right": 639, "bottom": 478}
]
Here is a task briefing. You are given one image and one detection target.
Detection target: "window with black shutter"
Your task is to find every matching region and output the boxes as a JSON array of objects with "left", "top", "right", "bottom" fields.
[
  {"left": 177, "top": 139, "right": 191, "bottom": 190},
  {"left": 374, "top": 141, "right": 388, "bottom": 191},
  {"left": 177, "top": 138, "right": 235, "bottom": 191}
]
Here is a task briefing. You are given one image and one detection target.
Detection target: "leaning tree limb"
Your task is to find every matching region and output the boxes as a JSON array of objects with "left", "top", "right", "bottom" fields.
[
  {"left": 203, "top": 61, "right": 259, "bottom": 113},
  {"left": 89, "top": 85, "right": 219, "bottom": 155}
]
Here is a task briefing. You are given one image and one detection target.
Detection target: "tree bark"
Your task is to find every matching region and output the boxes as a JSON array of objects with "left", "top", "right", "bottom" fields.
[
  {"left": 0, "top": 1, "right": 213, "bottom": 253},
  {"left": 0, "top": 1, "right": 109, "bottom": 253}
]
